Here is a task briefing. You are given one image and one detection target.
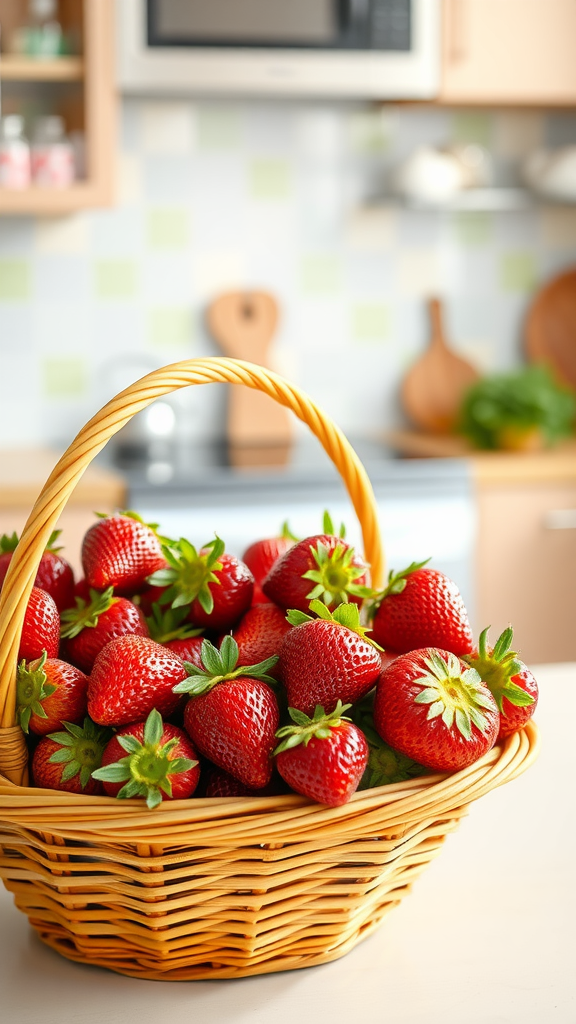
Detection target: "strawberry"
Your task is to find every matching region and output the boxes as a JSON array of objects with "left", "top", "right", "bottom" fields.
[
  {"left": 463, "top": 626, "right": 538, "bottom": 739},
  {"left": 278, "top": 600, "right": 382, "bottom": 715},
  {"left": 350, "top": 690, "right": 428, "bottom": 790},
  {"left": 16, "top": 652, "right": 88, "bottom": 735},
  {"left": 147, "top": 537, "right": 254, "bottom": 631},
  {"left": 232, "top": 602, "right": 291, "bottom": 675},
  {"left": 262, "top": 513, "right": 370, "bottom": 613},
  {"left": 81, "top": 511, "right": 167, "bottom": 594},
  {"left": 205, "top": 766, "right": 284, "bottom": 798},
  {"left": 19, "top": 586, "right": 60, "bottom": 661},
  {"left": 145, "top": 603, "right": 204, "bottom": 668},
  {"left": 368, "top": 560, "right": 474, "bottom": 656},
  {"left": 177, "top": 636, "right": 280, "bottom": 789},
  {"left": 273, "top": 702, "right": 369, "bottom": 807},
  {"left": 373, "top": 648, "right": 500, "bottom": 772},
  {"left": 31, "top": 717, "right": 112, "bottom": 794},
  {"left": 92, "top": 709, "right": 200, "bottom": 809},
  {"left": 0, "top": 530, "right": 75, "bottom": 612},
  {"left": 242, "top": 522, "right": 297, "bottom": 605},
  {"left": 88, "top": 634, "right": 187, "bottom": 727},
  {"left": 60, "top": 586, "right": 149, "bottom": 672}
]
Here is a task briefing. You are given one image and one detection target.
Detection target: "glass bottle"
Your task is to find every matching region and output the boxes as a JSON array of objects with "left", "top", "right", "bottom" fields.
[
  {"left": 31, "top": 115, "right": 75, "bottom": 187},
  {"left": 0, "top": 116, "right": 31, "bottom": 189}
]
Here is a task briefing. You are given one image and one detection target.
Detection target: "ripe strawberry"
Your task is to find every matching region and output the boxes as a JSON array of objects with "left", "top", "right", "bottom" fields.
[
  {"left": 232, "top": 602, "right": 291, "bottom": 675},
  {"left": 262, "top": 515, "right": 370, "bottom": 613},
  {"left": 0, "top": 530, "right": 75, "bottom": 612},
  {"left": 205, "top": 767, "right": 284, "bottom": 798},
  {"left": 145, "top": 603, "right": 204, "bottom": 668},
  {"left": 19, "top": 586, "right": 60, "bottom": 661},
  {"left": 273, "top": 702, "right": 369, "bottom": 807},
  {"left": 368, "top": 560, "right": 474, "bottom": 656},
  {"left": 60, "top": 586, "right": 149, "bottom": 672},
  {"left": 17, "top": 652, "right": 88, "bottom": 735},
  {"left": 373, "top": 648, "right": 500, "bottom": 772},
  {"left": 178, "top": 636, "right": 280, "bottom": 789},
  {"left": 147, "top": 537, "right": 254, "bottom": 631},
  {"left": 242, "top": 522, "right": 297, "bottom": 605},
  {"left": 350, "top": 690, "right": 428, "bottom": 790},
  {"left": 278, "top": 600, "right": 381, "bottom": 715},
  {"left": 31, "top": 717, "right": 112, "bottom": 794},
  {"left": 88, "top": 634, "right": 187, "bottom": 727},
  {"left": 81, "top": 511, "right": 167, "bottom": 594},
  {"left": 464, "top": 626, "right": 538, "bottom": 739},
  {"left": 92, "top": 709, "right": 200, "bottom": 809}
]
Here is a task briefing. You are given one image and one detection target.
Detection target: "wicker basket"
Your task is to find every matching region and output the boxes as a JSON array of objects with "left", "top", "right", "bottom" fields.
[{"left": 0, "top": 358, "right": 539, "bottom": 981}]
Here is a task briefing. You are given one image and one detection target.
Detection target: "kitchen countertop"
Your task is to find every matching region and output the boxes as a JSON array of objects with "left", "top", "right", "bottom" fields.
[
  {"left": 0, "top": 448, "right": 126, "bottom": 508},
  {"left": 0, "top": 661, "right": 574, "bottom": 1024}
]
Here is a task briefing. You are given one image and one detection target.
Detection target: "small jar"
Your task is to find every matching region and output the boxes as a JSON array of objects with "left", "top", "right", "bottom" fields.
[
  {"left": 0, "top": 116, "right": 32, "bottom": 189},
  {"left": 31, "top": 115, "right": 75, "bottom": 188}
]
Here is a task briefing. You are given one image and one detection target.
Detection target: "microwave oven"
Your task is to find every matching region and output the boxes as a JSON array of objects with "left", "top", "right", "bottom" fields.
[{"left": 117, "top": 0, "right": 441, "bottom": 99}]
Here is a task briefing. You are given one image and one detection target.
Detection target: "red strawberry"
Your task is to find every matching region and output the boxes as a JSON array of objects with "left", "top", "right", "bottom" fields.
[
  {"left": 145, "top": 603, "right": 204, "bottom": 668},
  {"left": 350, "top": 690, "right": 428, "bottom": 790},
  {"left": 147, "top": 537, "right": 253, "bottom": 632},
  {"left": 31, "top": 717, "right": 112, "bottom": 794},
  {"left": 81, "top": 511, "right": 167, "bottom": 594},
  {"left": 262, "top": 522, "right": 370, "bottom": 614},
  {"left": 19, "top": 586, "right": 60, "bottom": 661},
  {"left": 88, "top": 634, "right": 187, "bottom": 727},
  {"left": 368, "top": 560, "right": 474, "bottom": 656},
  {"left": 0, "top": 530, "right": 75, "bottom": 612},
  {"left": 232, "top": 602, "right": 291, "bottom": 674},
  {"left": 278, "top": 600, "right": 382, "bottom": 715},
  {"left": 242, "top": 522, "right": 297, "bottom": 605},
  {"left": 273, "top": 702, "right": 369, "bottom": 807},
  {"left": 178, "top": 636, "right": 280, "bottom": 789},
  {"left": 93, "top": 709, "right": 200, "bottom": 809},
  {"left": 71, "top": 578, "right": 95, "bottom": 604},
  {"left": 205, "top": 767, "right": 284, "bottom": 798},
  {"left": 60, "top": 586, "right": 149, "bottom": 672},
  {"left": 16, "top": 652, "right": 88, "bottom": 735},
  {"left": 464, "top": 626, "right": 538, "bottom": 740},
  {"left": 373, "top": 648, "right": 500, "bottom": 772}
]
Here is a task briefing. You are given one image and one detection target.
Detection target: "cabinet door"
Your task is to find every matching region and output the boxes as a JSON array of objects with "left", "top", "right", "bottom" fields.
[
  {"left": 476, "top": 482, "right": 576, "bottom": 665},
  {"left": 440, "top": 0, "right": 576, "bottom": 104}
]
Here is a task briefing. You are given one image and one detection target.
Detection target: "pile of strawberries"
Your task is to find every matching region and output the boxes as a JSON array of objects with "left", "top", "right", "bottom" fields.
[{"left": 4, "top": 510, "right": 538, "bottom": 810}]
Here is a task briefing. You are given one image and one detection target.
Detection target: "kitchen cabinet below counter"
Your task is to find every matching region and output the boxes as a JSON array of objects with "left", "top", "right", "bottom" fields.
[
  {"left": 0, "top": 448, "right": 126, "bottom": 574},
  {"left": 388, "top": 433, "right": 576, "bottom": 665}
]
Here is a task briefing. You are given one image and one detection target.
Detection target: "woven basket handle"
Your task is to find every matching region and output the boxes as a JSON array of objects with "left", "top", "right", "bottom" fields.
[{"left": 0, "top": 358, "right": 384, "bottom": 780}]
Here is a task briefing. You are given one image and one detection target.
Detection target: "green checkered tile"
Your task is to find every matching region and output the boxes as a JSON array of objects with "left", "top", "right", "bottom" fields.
[
  {"left": 249, "top": 160, "right": 291, "bottom": 199},
  {"left": 149, "top": 307, "right": 195, "bottom": 348},
  {"left": 94, "top": 260, "right": 138, "bottom": 299},
  {"left": 0, "top": 260, "right": 30, "bottom": 301},
  {"left": 42, "top": 357, "right": 87, "bottom": 397},
  {"left": 147, "top": 209, "right": 190, "bottom": 249},
  {"left": 197, "top": 108, "right": 241, "bottom": 149},
  {"left": 500, "top": 252, "right": 537, "bottom": 292},
  {"left": 454, "top": 213, "right": 492, "bottom": 246},
  {"left": 351, "top": 304, "right": 390, "bottom": 341},
  {"left": 300, "top": 255, "right": 341, "bottom": 293}
]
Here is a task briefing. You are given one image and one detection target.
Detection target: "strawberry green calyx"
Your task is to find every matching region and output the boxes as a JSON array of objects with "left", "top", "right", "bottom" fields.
[
  {"left": 280, "top": 520, "right": 299, "bottom": 542},
  {"left": 322, "top": 510, "right": 346, "bottom": 539},
  {"left": 46, "top": 529, "right": 64, "bottom": 553},
  {"left": 302, "top": 539, "right": 371, "bottom": 607},
  {"left": 413, "top": 651, "right": 496, "bottom": 740},
  {"left": 463, "top": 626, "right": 535, "bottom": 714},
  {"left": 286, "top": 599, "right": 383, "bottom": 651},
  {"left": 367, "top": 558, "right": 431, "bottom": 616},
  {"left": 60, "top": 586, "right": 117, "bottom": 639},
  {"left": 351, "top": 693, "right": 427, "bottom": 789},
  {"left": 0, "top": 531, "right": 19, "bottom": 554},
  {"left": 173, "top": 635, "right": 278, "bottom": 698},
  {"left": 146, "top": 603, "right": 204, "bottom": 644},
  {"left": 273, "top": 701, "right": 352, "bottom": 756},
  {"left": 147, "top": 536, "right": 225, "bottom": 614},
  {"left": 17, "top": 651, "right": 57, "bottom": 733},
  {"left": 48, "top": 717, "right": 112, "bottom": 789},
  {"left": 92, "top": 709, "right": 197, "bottom": 809}
]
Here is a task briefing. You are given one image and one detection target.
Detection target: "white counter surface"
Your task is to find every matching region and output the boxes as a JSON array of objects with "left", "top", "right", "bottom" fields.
[{"left": 1, "top": 662, "right": 574, "bottom": 1024}]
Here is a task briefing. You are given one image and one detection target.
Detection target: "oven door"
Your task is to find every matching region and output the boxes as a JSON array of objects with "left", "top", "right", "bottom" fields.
[{"left": 117, "top": 0, "right": 440, "bottom": 98}]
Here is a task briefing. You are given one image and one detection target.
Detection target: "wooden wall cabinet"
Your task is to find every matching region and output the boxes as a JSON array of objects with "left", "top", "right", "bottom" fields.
[
  {"left": 0, "top": 0, "right": 115, "bottom": 214},
  {"left": 440, "top": 0, "right": 576, "bottom": 105}
]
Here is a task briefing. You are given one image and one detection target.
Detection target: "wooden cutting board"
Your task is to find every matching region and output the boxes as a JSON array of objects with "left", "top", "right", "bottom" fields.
[
  {"left": 401, "top": 298, "right": 480, "bottom": 433},
  {"left": 206, "top": 291, "right": 292, "bottom": 468},
  {"left": 524, "top": 266, "right": 576, "bottom": 390}
]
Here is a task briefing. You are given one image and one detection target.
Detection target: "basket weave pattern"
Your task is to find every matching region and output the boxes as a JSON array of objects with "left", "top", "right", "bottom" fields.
[{"left": 0, "top": 359, "right": 539, "bottom": 980}]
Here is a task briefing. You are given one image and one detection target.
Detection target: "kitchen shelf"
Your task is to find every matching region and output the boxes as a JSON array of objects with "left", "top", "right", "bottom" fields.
[
  {"left": 0, "top": 182, "right": 111, "bottom": 215},
  {"left": 365, "top": 188, "right": 541, "bottom": 213},
  {"left": 0, "top": 54, "right": 84, "bottom": 81}
]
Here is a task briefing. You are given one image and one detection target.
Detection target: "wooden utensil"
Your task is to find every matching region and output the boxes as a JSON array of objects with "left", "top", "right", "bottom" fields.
[
  {"left": 207, "top": 291, "right": 292, "bottom": 468},
  {"left": 401, "top": 297, "right": 480, "bottom": 434},
  {"left": 524, "top": 267, "right": 576, "bottom": 391}
]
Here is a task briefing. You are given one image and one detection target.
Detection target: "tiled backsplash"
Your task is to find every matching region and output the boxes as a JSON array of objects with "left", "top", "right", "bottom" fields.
[{"left": 1, "top": 101, "right": 576, "bottom": 449}]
